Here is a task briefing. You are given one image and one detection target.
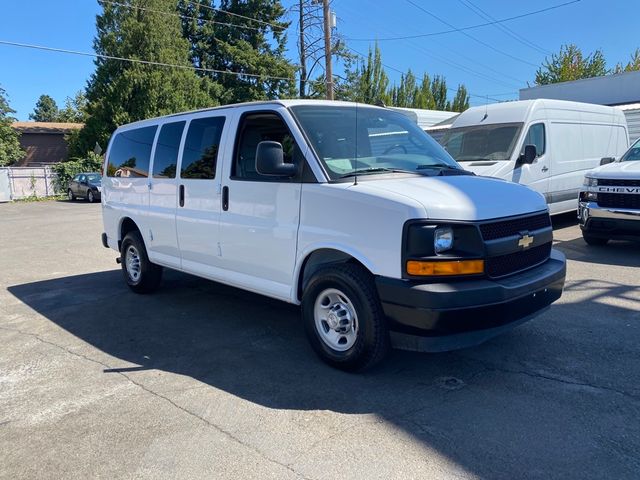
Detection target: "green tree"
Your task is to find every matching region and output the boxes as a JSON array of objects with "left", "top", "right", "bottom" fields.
[
  {"left": 0, "top": 86, "right": 24, "bottom": 167},
  {"left": 430, "top": 75, "right": 448, "bottom": 110},
  {"left": 535, "top": 44, "right": 608, "bottom": 85},
  {"left": 29, "top": 94, "right": 60, "bottom": 122},
  {"left": 413, "top": 73, "right": 436, "bottom": 109},
  {"left": 614, "top": 48, "right": 640, "bottom": 73},
  {"left": 58, "top": 91, "right": 89, "bottom": 123},
  {"left": 72, "top": 0, "right": 219, "bottom": 157},
  {"left": 178, "top": 0, "right": 295, "bottom": 103},
  {"left": 451, "top": 84, "right": 470, "bottom": 112},
  {"left": 344, "top": 43, "right": 390, "bottom": 105}
]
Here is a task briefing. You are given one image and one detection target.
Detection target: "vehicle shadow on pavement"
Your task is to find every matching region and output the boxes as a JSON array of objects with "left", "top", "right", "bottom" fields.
[
  {"left": 7, "top": 266, "right": 640, "bottom": 479},
  {"left": 554, "top": 237, "right": 640, "bottom": 267}
]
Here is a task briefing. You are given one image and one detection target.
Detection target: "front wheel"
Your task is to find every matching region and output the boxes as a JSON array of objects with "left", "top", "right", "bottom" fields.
[
  {"left": 302, "top": 263, "right": 389, "bottom": 372},
  {"left": 87, "top": 190, "right": 95, "bottom": 203},
  {"left": 582, "top": 232, "right": 608, "bottom": 246},
  {"left": 121, "top": 231, "right": 163, "bottom": 294}
]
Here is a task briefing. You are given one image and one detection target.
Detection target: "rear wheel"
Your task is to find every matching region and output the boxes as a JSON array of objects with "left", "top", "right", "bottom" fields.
[
  {"left": 121, "top": 231, "right": 163, "bottom": 293},
  {"left": 582, "top": 232, "right": 608, "bottom": 246},
  {"left": 67, "top": 189, "right": 75, "bottom": 201},
  {"left": 302, "top": 263, "right": 389, "bottom": 372}
]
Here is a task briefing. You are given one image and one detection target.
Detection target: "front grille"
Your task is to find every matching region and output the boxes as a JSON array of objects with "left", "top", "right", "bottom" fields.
[
  {"left": 485, "top": 242, "right": 552, "bottom": 278},
  {"left": 597, "top": 193, "right": 640, "bottom": 209},
  {"left": 598, "top": 178, "right": 640, "bottom": 187},
  {"left": 479, "top": 213, "right": 551, "bottom": 241}
]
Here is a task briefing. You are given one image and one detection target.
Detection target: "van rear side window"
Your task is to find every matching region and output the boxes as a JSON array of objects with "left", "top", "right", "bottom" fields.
[
  {"left": 107, "top": 126, "right": 157, "bottom": 178},
  {"left": 152, "top": 121, "right": 186, "bottom": 179},
  {"left": 181, "top": 117, "right": 225, "bottom": 179}
]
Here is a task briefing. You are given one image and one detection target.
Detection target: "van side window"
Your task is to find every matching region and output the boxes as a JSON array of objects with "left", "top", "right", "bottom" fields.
[
  {"left": 107, "top": 126, "right": 157, "bottom": 178},
  {"left": 152, "top": 121, "right": 185, "bottom": 179},
  {"left": 233, "top": 112, "right": 302, "bottom": 181},
  {"left": 521, "top": 123, "right": 545, "bottom": 157},
  {"left": 181, "top": 117, "right": 225, "bottom": 179}
]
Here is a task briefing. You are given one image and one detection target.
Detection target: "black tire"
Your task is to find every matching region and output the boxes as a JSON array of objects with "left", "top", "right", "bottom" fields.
[
  {"left": 87, "top": 190, "right": 95, "bottom": 203},
  {"left": 301, "top": 263, "right": 389, "bottom": 372},
  {"left": 67, "top": 189, "right": 75, "bottom": 201},
  {"left": 582, "top": 232, "right": 608, "bottom": 246},
  {"left": 120, "top": 231, "right": 163, "bottom": 294}
]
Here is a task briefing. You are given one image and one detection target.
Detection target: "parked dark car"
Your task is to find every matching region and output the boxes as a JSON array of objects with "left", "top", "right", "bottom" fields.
[{"left": 68, "top": 173, "right": 102, "bottom": 203}]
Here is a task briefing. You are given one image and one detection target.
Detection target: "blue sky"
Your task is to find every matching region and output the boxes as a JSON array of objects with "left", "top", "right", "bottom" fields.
[{"left": 0, "top": 0, "right": 636, "bottom": 120}]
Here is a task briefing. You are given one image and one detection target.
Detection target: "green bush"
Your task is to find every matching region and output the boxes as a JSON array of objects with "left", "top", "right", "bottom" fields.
[{"left": 52, "top": 152, "right": 103, "bottom": 194}]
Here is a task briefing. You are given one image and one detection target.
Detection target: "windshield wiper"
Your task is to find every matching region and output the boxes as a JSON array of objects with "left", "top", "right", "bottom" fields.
[
  {"left": 339, "top": 167, "right": 419, "bottom": 178},
  {"left": 416, "top": 164, "right": 475, "bottom": 176}
]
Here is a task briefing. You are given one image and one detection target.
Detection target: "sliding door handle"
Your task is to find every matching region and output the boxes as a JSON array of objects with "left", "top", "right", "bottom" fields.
[
  {"left": 222, "top": 186, "right": 229, "bottom": 211},
  {"left": 179, "top": 185, "right": 185, "bottom": 207}
]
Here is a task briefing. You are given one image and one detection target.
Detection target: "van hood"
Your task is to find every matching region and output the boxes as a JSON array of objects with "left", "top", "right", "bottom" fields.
[
  {"left": 456, "top": 160, "right": 510, "bottom": 178},
  {"left": 352, "top": 174, "right": 547, "bottom": 221},
  {"left": 587, "top": 161, "right": 640, "bottom": 180}
]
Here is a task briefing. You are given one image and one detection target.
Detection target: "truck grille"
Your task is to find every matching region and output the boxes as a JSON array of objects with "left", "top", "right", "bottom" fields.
[
  {"left": 598, "top": 178, "right": 640, "bottom": 187},
  {"left": 597, "top": 193, "right": 640, "bottom": 209},
  {"left": 479, "top": 213, "right": 551, "bottom": 241},
  {"left": 485, "top": 242, "right": 552, "bottom": 279}
]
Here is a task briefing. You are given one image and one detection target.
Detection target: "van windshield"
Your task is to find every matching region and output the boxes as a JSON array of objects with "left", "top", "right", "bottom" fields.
[
  {"left": 620, "top": 138, "right": 640, "bottom": 162},
  {"left": 441, "top": 122, "right": 523, "bottom": 162},
  {"left": 289, "top": 105, "right": 460, "bottom": 180}
]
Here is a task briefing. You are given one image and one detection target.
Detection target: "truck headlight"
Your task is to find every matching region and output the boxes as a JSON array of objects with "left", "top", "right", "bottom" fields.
[
  {"left": 583, "top": 176, "right": 597, "bottom": 187},
  {"left": 434, "top": 226, "right": 454, "bottom": 254}
]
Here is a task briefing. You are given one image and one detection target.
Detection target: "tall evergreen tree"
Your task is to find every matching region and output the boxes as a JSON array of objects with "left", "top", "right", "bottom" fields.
[
  {"left": 430, "top": 75, "right": 448, "bottom": 110},
  {"left": 58, "top": 91, "right": 89, "bottom": 123},
  {"left": 345, "top": 43, "right": 390, "bottom": 105},
  {"left": 535, "top": 44, "right": 607, "bottom": 85},
  {"left": 414, "top": 74, "right": 435, "bottom": 109},
  {"left": 0, "top": 86, "right": 24, "bottom": 167},
  {"left": 178, "top": 0, "right": 296, "bottom": 103},
  {"left": 451, "top": 84, "right": 470, "bottom": 112},
  {"left": 30, "top": 95, "right": 60, "bottom": 122},
  {"left": 614, "top": 48, "right": 640, "bottom": 73},
  {"left": 72, "top": 0, "right": 219, "bottom": 157}
]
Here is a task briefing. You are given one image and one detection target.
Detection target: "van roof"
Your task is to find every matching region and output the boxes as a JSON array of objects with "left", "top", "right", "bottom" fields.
[
  {"left": 451, "top": 99, "right": 626, "bottom": 128},
  {"left": 116, "top": 99, "right": 386, "bottom": 130}
]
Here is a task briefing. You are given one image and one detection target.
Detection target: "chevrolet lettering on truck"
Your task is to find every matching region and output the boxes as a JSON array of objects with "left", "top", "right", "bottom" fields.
[{"left": 101, "top": 100, "right": 566, "bottom": 371}]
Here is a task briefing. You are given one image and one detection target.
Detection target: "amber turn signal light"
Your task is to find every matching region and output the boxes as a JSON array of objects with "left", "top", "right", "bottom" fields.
[{"left": 406, "top": 259, "right": 484, "bottom": 276}]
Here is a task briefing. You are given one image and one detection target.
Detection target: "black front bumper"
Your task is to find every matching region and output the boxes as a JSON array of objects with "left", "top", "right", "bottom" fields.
[{"left": 375, "top": 249, "right": 566, "bottom": 352}]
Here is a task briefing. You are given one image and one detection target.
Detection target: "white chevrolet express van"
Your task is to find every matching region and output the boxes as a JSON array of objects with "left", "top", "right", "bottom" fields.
[
  {"left": 101, "top": 100, "right": 566, "bottom": 371},
  {"left": 441, "top": 99, "right": 629, "bottom": 215}
]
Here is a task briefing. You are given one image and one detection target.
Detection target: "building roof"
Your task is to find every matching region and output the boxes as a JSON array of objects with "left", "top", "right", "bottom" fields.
[
  {"left": 519, "top": 70, "right": 640, "bottom": 106},
  {"left": 12, "top": 122, "right": 84, "bottom": 134}
]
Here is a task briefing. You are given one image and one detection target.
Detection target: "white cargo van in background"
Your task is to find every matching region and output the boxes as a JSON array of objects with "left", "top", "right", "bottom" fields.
[{"left": 441, "top": 100, "right": 629, "bottom": 215}]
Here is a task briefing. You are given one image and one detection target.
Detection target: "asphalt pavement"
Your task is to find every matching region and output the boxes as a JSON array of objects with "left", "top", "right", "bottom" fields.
[{"left": 1, "top": 200, "right": 639, "bottom": 479}]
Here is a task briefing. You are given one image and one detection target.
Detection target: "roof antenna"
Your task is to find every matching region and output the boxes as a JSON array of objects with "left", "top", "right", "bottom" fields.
[
  {"left": 354, "top": 101, "right": 359, "bottom": 186},
  {"left": 481, "top": 95, "right": 489, "bottom": 122}
]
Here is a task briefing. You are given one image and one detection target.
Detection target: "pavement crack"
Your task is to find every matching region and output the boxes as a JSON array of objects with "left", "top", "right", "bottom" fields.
[
  {"left": 459, "top": 355, "right": 639, "bottom": 401},
  {"left": 0, "top": 325, "right": 314, "bottom": 480}
]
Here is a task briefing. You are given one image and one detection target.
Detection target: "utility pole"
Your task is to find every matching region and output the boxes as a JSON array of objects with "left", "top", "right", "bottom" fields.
[
  {"left": 322, "top": 0, "right": 333, "bottom": 100},
  {"left": 299, "top": 1, "right": 307, "bottom": 98}
]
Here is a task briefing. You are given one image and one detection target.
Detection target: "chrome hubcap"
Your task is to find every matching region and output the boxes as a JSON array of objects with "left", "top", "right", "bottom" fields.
[
  {"left": 313, "top": 288, "right": 358, "bottom": 351},
  {"left": 125, "top": 246, "right": 141, "bottom": 283}
]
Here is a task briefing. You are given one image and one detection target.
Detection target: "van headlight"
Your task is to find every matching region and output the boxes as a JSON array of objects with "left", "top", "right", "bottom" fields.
[
  {"left": 583, "top": 176, "right": 597, "bottom": 187},
  {"left": 434, "top": 226, "right": 454, "bottom": 254}
]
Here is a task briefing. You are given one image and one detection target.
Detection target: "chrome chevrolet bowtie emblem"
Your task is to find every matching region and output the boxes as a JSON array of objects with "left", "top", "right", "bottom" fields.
[{"left": 518, "top": 233, "right": 534, "bottom": 249}]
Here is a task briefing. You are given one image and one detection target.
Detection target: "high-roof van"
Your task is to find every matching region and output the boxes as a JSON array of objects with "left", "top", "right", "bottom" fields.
[
  {"left": 101, "top": 100, "right": 566, "bottom": 371},
  {"left": 441, "top": 100, "right": 629, "bottom": 215}
]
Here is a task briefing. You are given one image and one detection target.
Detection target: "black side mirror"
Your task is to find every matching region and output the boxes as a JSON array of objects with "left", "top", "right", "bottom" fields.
[
  {"left": 520, "top": 144, "right": 537, "bottom": 164},
  {"left": 256, "top": 141, "right": 297, "bottom": 177},
  {"left": 600, "top": 157, "right": 615, "bottom": 166}
]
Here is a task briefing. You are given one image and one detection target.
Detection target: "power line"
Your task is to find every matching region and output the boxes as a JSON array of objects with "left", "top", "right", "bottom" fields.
[
  {"left": 181, "top": 0, "right": 287, "bottom": 31},
  {"left": 348, "top": 0, "right": 579, "bottom": 42},
  {"left": 0, "top": 39, "right": 303, "bottom": 83},
  {"left": 101, "top": 0, "right": 272, "bottom": 33},
  {"left": 457, "top": 0, "right": 552, "bottom": 56},
  {"left": 404, "top": 0, "right": 539, "bottom": 68}
]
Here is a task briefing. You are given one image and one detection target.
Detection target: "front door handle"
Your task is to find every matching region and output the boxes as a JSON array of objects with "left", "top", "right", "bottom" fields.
[
  {"left": 222, "top": 186, "right": 229, "bottom": 211},
  {"left": 541, "top": 166, "right": 549, "bottom": 172},
  {"left": 179, "top": 185, "right": 185, "bottom": 207}
]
